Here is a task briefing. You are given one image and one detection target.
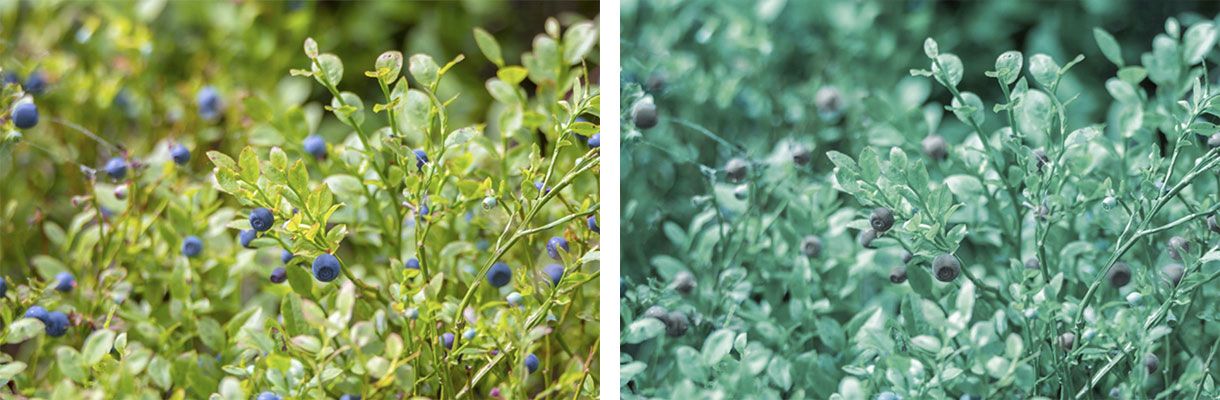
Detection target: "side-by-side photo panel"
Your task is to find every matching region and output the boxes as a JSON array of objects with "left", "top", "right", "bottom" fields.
[{"left": 620, "top": 0, "right": 1220, "bottom": 399}]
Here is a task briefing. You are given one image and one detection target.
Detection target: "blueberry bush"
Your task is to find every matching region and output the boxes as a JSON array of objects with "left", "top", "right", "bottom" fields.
[
  {"left": 622, "top": 0, "right": 1220, "bottom": 399},
  {"left": 0, "top": 2, "right": 599, "bottom": 398}
]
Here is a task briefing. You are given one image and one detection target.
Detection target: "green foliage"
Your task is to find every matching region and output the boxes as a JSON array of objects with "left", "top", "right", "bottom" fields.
[
  {"left": 622, "top": 0, "right": 1220, "bottom": 399},
  {"left": 0, "top": 2, "right": 598, "bottom": 399}
]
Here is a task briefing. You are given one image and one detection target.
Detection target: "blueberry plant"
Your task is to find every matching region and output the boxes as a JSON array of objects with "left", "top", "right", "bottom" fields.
[
  {"left": 622, "top": 0, "right": 1220, "bottom": 398},
  {"left": 0, "top": 2, "right": 598, "bottom": 398}
]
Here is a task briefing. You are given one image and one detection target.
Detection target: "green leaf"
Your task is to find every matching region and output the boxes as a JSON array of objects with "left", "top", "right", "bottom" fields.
[
  {"left": 445, "top": 126, "right": 479, "bottom": 148},
  {"left": 197, "top": 318, "right": 225, "bottom": 352},
  {"left": 5, "top": 318, "right": 44, "bottom": 344},
  {"left": 1093, "top": 28, "right": 1123, "bottom": 67},
  {"left": 375, "top": 51, "right": 404, "bottom": 82},
  {"left": 622, "top": 318, "right": 665, "bottom": 344},
  {"left": 906, "top": 263, "right": 935, "bottom": 300},
  {"left": 923, "top": 38, "right": 939, "bottom": 58},
  {"left": 767, "top": 357, "right": 793, "bottom": 391},
  {"left": 409, "top": 54, "right": 440, "bottom": 89},
  {"left": 1183, "top": 22, "right": 1217, "bottom": 65},
  {"left": 313, "top": 53, "right": 344, "bottom": 87},
  {"left": 81, "top": 329, "right": 116, "bottom": 366},
  {"left": 238, "top": 147, "right": 260, "bottom": 183},
  {"left": 701, "top": 329, "right": 735, "bottom": 365},
  {"left": 1028, "top": 54, "right": 1058, "bottom": 87},
  {"left": 496, "top": 66, "right": 529, "bottom": 86},
  {"left": 562, "top": 21, "right": 597, "bottom": 65},
  {"left": 0, "top": 362, "right": 26, "bottom": 384},
  {"left": 473, "top": 28, "right": 504, "bottom": 67},
  {"left": 287, "top": 264, "right": 314, "bottom": 297},
  {"left": 932, "top": 54, "right": 963, "bottom": 87},
  {"left": 303, "top": 37, "right": 319, "bottom": 58},
  {"left": 994, "top": 51, "right": 1023, "bottom": 85}
]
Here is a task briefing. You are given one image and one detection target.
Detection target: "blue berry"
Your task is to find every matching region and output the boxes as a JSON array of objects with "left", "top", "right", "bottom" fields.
[
  {"left": 441, "top": 332, "right": 455, "bottom": 349},
  {"left": 12, "top": 102, "right": 38, "bottom": 129},
  {"left": 463, "top": 328, "right": 476, "bottom": 340},
  {"left": 406, "top": 257, "right": 420, "bottom": 270},
  {"left": 55, "top": 272, "right": 75, "bottom": 292},
  {"left": 44, "top": 311, "right": 69, "bottom": 337},
  {"left": 0, "top": 276, "right": 6, "bottom": 297},
  {"left": 414, "top": 149, "right": 428, "bottom": 171},
  {"left": 506, "top": 292, "right": 523, "bottom": 307},
  {"left": 486, "top": 262, "right": 512, "bottom": 288},
  {"left": 281, "top": 249, "right": 295, "bottom": 264},
  {"left": 249, "top": 208, "right": 275, "bottom": 232},
  {"left": 104, "top": 157, "right": 128, "bottom": 180},
  {"left": 587, "top": 133, "right": 600, "bottom": 148},
  {"left": 546, "top": 236, "right": 569, "bottom": 260},
  {"left": 543, "top": 264, "right": 564, "bottom": 286},
  {"left": 483, "top": 196, "right": 497, "bottom": 210},
  {"left": 269, "top": 267, "right": 287, "bottom": 284},
  {"left": 405, "top": 307, "right": 419, "bottom": 320},
  {"left": 256, "top": 392, "right": 281, "bottom": 400},
  {"left": 196, "top": 86, "right": 221, "bottom": 119},
  {"left": 338, "top": 395, "right": 360, "bottom": 400},
  {"left": 303, "top": 135, "right": 326, "bottom": 159},
  {"left": 876, "top": 392, "right": 902, "bottom": 400},
  {"left": 239, "top": 229, "right": 257, "bottom": 249},
  {"left": 2, "top": 71, "right": 19, "bottom": 85},
  {"left": 171, "top": 144, "right": 191, "bottom": 165},
  {"left": 182, "top": 236, "right": 203, "bottom": 258},
  {"left": 24, "top": 306, "right": 48, "bottom": 321},
  {"left": 534, "top": 181, "right": 551, "bottom": 194},
  {"left": 524, "top": 353, "right": 539, "bottom": 373},
  {"left": 587, "top": 215, "right": 599, "bottom": 233},
  {"left": 312, "top": 254, "right": 341, "bottom": 282},
  {"left": 23, "top": 71, "right": 46, "bottom": 95}
]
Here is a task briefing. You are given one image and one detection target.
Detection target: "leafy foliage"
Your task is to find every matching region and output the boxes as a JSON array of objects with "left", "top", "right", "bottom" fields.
[
  {"left": 0, "top": 2, "right": 599, "bottom": 399},
  {"left": 622, "top": 0, "right": 1220, "bottom": 399}
]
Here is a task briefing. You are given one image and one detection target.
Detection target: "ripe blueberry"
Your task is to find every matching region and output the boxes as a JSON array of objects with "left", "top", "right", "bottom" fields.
[
  {"left": 801, "top": 235, "right": 822, "bottom": 258},
  {"left": 12, "top": 102, "right": 38, "bottom": 129},
  {"left": 171, "top": 144, "right": 190, "bottom": 165},
  {"left": 1162, "top": 263, "right": 1184, "bottom": 286},
  {"left": 25, "top": 306, "right": 48, "bottom": 321},
  {"left": 464, "top": 328, "right": 477, "bottom": 340},
  {"left": 441, "top": 332, "right": 455, "bottom": 349},
  {"left": 1101, "top": 196, "right": 1117, "bottom": 210},
  {"left": 249, "top": 208, "right": 275, "bottom": 232},
  {"left": 631, "top": 100, "right": 658, "bottom": 129},
  {"left": 814, "top": 86, "right": 843, "bottom": 121},
  {"left": 339, "top": 395, "right": 360, "bottom": 400},
  {"left": 922, "top": 135, "right": 947, "bottom": 160},
  {"left": 182, "top": 236, "right": 203, "bottom": 257},
  {"left": 55, "top": 272, "right": 75, "bottom": 292},
  {"left": 487, "top": 262, "right": 512, "bottom": 287},
  {"left": 405, "top": 307, "right": 419, "bottom": 320},
  {"left": 933, "top": 254, "right": 960, "bottom": 282},
  {"left": 1210, "top": 133, "right": 1220, "bottom": 148},
  {"left": 256, "top": 392, "right": 281, "bottom": 400},
  {"left": 105, "top": 157, "right": 128, "bottom": 180},
  {"left": 113, "top": 184, "right": 128, "bottom": 200},
  {"left": 506, "top": 292, "right": 525, "bottom": 308},
  {"left": 724, "top": 158, "right": 748, "bottom": 182},
  {"left": 0, "top": 276, "right": 6, "bottom": 297},
  {"left": 1168, "top": 236, "right": 1189, "bottom": 261},
  {"left": 269, "top": 267, "right": 287, "bottom": 284},
  {"left": 1033, "top": 148, "right": 1049, "bottom": 171},
  {"left": 588, "top": 133, "right": 600, "bottom": 148},
  {"left": 858, "top": 229, "right": 877, "bottom": 249},
  {"left": 414, "top": 149, "right": 428, "bottom": 171},
  {"left": 588, "top": 215, "right": 599, "bottom": 233},
  {"left": 543, "top": 264, "right": 564, "bottom": 286},
  {"left": 665, "top": 311, "right": 689, "bottom": 337},
  {"left": 239, "top": 229, "right": 257, "bottom": 249},
  {"left": 1209, "top": 215, "right": 1220, "bottom": 233},
  {"left": 870, "top": 207, "right": 895, "bottom": 232},
  {"left": 889, "top": 266, "right": 907, "bottom": 284},
  {"left": 24, "top": 71, "right": 46, "bottom": 95},
  {"left": 1107, "top": 262, "right": 1131, "bottom": 287},
  {"left": 1143, "top": 353, "right": 1159, "bottom": 373},
  {"left": 1126, "top": 291, "right": 1143, "bottom": 305},
  {"left": 646, "top": 72, "right": 666, "bottom": 93},
  {"left": 901, "top": 251, "right": 913, "bottom": 264},
  {"left": 1, "top": 71, "right": 18, "bottom": 85},
  {"left": 44, "top": 311, "right": 69, "bottom": 337},
  {"left": 406, "top": 257, "right": 420, "bottom": 270},
  {"left": 281, "top": 249, "right": 295, "bottom": 264},
  {"left": 792, "top": 145, "right": 812, "bottom": 166},
  {"left": 1024, "top": 257, "right": 1040, "bottom": 270},
  {"left": 1058, "top": 332, "right": 1076, "bottom": 351},
  {"left": 733, "top": 184, "right": 748, "bottom": 200},
  {"left": 312, "top": 254, "right": 341, "bottom": 282},
  {"left": 876, "top": 392, "right": 901, "bottom": 400},
  {"left": 483, "top": 196, "right": 497, "bottom": 210},
  {"left": 303, "top": 135, "right": 327, "bottom": 159},
  {"left": 546, "top": 236, "right": 570, "bottom": 260},
  {"left": 524, "top": 353, "right": 540, "bottom": 373},
  {"left": 196, "top": 86, "right": 221, "bottom": 119},
  {"left": 673, "top": 271, "right": 695, "bottom": 295}
]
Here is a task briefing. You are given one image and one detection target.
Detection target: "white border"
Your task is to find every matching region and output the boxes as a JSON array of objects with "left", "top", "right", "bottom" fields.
[{"left": 598, "top": 0, "right": 621, "bottom": 399}]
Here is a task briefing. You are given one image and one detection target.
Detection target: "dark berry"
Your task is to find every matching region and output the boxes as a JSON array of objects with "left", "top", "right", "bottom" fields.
[
  {"left": 171, "top": 144, "right": 191, "bottom": 165},
  {"left": 55, "top": 272, "right": 75, "bottom": 292},
  {"left": 1143, "top": 353, "right": 1159, "bottom": 374},
  {"left": 922, "top": 135, "right": 947, "bottom": 160},
  {"left": 441, "top": 332, "right": 455, "bottom": 349},
  {"left": 23, "top": 70, "right": 46, "bottom": 95},
  {"left": 256, "top": 392, "right": 281, "bottom": 400},
  {"left": 588, "top": 133, "right": 600, "bottom": 148},
  {"left": 524, "top": 353, "right": 540, "bottom": 373},
  {"left": 1058, "top": 332, "right": 1076, "bottom": 351},
  {"left": 631, "top": 100, "right": 658, "bottom": 129},
  {"left": 543, "top": 264, "right": 564, "bottom": 286},
  {"left": 105, "top": 157, "right": 128, "bottom": 180},
  {"left": 646, "top": 72, "right": 666, "bottom": 93},
  {"left": 664, "top": 311, "right": 689, "bottom": 337},
  {"left": 182, "top": 236, "right": 203, "bottom": 257},
  {"left": 858, "top": 229, "right": 877, "bottom": 249},
  {"left": 414, "top": 149, "right": 429, "bottom": 171},
  {"left": 1024, "top": 257, "right": 1040, "bottom": 270},
  {"left": 673, "top": 271, "right": 695, "bottom": 295},
  {"left": 1209, "top": 133, "right": 1220, "bottom": 148},
  {"left": 312, "top": 254, "right": 341, "bottom": 282},
  {"left": 1108, "top": 262, "right": 1131, "bottom": 288},
  {"left": 196, "top": 86, "right": 221, "bottom": 119},
  {"left": 724, "top": 158, "right": 748, "bottom": 182},
  {"left": 406, "top": 257, "right": 420, "bottom": 270},
  {"left": 546, "top": 236, "right": 570, "bottom": 260},
  {"left": 338, "top": 395, "right": 360, "bottom": 400},
  {"left": 239, "top": 229, "right": 257, "bottom": 249},
  {"left": 1162, "top": 263, "right": 1184, "bottom": 286},
  {"left": 901, "top": 251, "right": 913, "bottom": 264},
  {"left": 801, "top": 235, "right": 822, "bottom": 258},
  {"left": 889, "top": 266, "right": 908, "bottom": 284},
  {"left": 270, "top": 267, "right": 287, "bottom": 284},
  {"left": 933, "top": 254, "right": 960, "bottom": 282},
  {"left": 1168, "top": 236, "right": 1189, "bottom": 261},
  {"left": 487, "top": 262, "right": 512, "bottom": 287},
  {"left": 303, "top": 135, "right": 327, "bottom": 159},
  {"left": 0, "top": 276, "right": 6, "bottom": 297},
  {"left": 814, "top": 86, "right": 843, "bottom": 120},
  {"left": 281, "top": 249, "right": 295, "bottom": 264},
  {"left": 792, "top": 145, "right": 812, "bottom": 166},
  {"left": 587, "top": 215, "right": 599, "bottom": 233},
  {"left": 12, "top": 102, "right": 38, "bottom": 129},
  {"left": 870, "top": 207, "right": 895, "bottom": 232},
  {"left": 25, "top": 306, "right": 48, "bottom": 321},
  {"left": 1209, "top": 215, "right": 1220, "bottom": 233},
  {"left": 1033, "top": 148, "right": 1049, "bottom": 171},
  {"left": 249, "top": 208, "right": 275, "bottom": 232},
  {"left": 44, "top": 311, "right": 69, "bottom": 337}
]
